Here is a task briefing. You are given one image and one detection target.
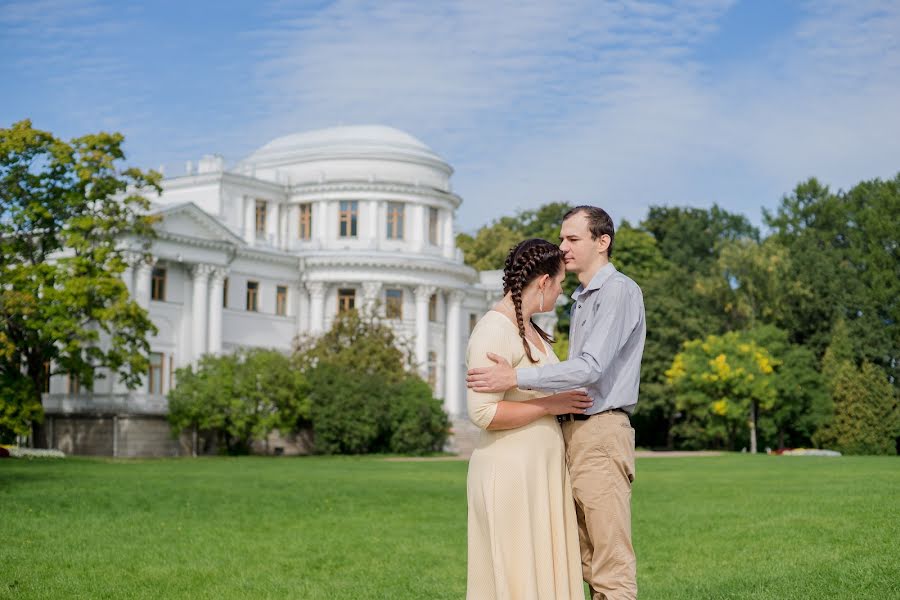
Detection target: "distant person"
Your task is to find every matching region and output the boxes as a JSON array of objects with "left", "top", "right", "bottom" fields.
[
  {"left": 466, "top": 238, "right": 591, "bottom": 600},
  {"left": 467, "top": 207, "right": 646, "bottom": 600}
]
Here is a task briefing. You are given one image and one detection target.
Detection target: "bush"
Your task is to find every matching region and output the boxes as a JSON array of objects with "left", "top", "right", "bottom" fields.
[
  {"left": 386, "top": 377, "right": 449, "bottom": 454},
  {"left": 308, "top": 362, "right": 449, "bottom": 455},
  {"left": 300, "top": 311, "right": 450, "bottom": 455},
  {"left": 168, "top": 349, "right": 309, "bottom": 455}
]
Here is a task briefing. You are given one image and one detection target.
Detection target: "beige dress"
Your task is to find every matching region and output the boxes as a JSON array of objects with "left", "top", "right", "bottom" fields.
[{"left": 466, "top": 311, "right": 583, "bottom": 600}]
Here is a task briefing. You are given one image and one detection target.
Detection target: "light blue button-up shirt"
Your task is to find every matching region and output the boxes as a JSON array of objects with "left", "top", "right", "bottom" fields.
[{"left": 517, "top": 263, "right": 646, "bottom": 415}]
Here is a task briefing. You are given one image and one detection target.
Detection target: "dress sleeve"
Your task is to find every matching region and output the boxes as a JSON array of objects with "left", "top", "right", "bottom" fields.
[{"left": 466, "top": 316, "right": 520, "bottom": 430}]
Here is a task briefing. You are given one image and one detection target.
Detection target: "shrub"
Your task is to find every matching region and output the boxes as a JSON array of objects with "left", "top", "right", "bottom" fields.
[{"left": 301, "top": 311, "right": 450, "bottom": 455}]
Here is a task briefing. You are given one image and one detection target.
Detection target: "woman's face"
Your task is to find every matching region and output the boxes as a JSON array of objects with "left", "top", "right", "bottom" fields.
[{"left": 538, "top": 266, "right": 566, "bottom": 312}]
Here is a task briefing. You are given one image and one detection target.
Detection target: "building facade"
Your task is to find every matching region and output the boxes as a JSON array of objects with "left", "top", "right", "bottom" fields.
[{"left": 40, "top": 125, "right": 535, "bottom": 456}]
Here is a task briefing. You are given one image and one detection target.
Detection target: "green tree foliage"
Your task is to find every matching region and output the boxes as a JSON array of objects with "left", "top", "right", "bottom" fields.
[
  {"left": 456, "top": 202, "right": 573, "bottom": 270},
  {"left": 812, "top": 321, "right": 899, "bottom": 455},
  {"left": 814, "top": 360, "right": 898, "bottom": 455},
  {"left": 666, "top": 331, "right": 779, "bottom": 451},
  {"left": 696, "top": 238, "right": 810, "bottom": 331},
  {"left": 167, "top": 348, "right": 309, "bottom": 455},
  {"left": 0, "top": 120, "right": 160, "bottom": 439},
  {"left": 642, "top": 204, "right": 759, "bottom": 273},
  {"left": 297, "top": 310, "right": 449, "bottom": 455},
  {"left": 746, "top": 325, "right": 828, "bottom": 450},
  {"left": 764, "top": 176, "right": 900, "bottom": 383}
]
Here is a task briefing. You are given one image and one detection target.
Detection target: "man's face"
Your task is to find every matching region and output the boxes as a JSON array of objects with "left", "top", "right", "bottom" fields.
[{"left": 559, "top": 212, "right": 607, "bottom": 274}]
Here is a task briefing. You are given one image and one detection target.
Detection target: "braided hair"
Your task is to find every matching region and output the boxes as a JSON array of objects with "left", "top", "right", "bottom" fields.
[{"left": 501, "top": 239, "right": 564, "bottom": 363}]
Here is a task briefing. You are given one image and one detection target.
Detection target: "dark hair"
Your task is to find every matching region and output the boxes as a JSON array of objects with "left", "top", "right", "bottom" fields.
[
  {"left": 501, "top": 239, "right": 564, "bottom": 363},
  {"left": 563, "top": 205, "right": 615, "bottom": 258}
]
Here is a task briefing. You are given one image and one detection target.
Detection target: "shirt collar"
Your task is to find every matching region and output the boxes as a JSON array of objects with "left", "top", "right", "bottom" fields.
[{"left": 571, "top": 262, "right": 617, "bottom": 299}]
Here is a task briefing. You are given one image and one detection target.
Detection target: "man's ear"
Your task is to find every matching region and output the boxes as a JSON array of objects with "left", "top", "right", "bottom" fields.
[{"left": 597, "top": 234, "right": 611, "bottom": 255}]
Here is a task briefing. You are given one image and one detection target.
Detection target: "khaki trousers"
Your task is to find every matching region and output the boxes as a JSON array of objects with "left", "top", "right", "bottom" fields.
[{"left": 562, "top": 411, "right": 637, "bottom": 600}]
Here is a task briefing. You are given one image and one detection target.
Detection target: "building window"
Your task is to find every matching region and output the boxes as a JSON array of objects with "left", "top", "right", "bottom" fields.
[
  {"left": 338, "top": 288, "right": 356, "bottom": 313},
  {"left": 246, "top": 281, "right": 259, "bottom": 312},
  {"left": 68, "top": 374, "right": 80, "bottom": 394},
  {"left": 339, "top": 201, "right": 358, "bottom": 238},
  {"left": 255, "top": 200, "right": 267, "bottom": 234},
  {"left": 151, "top": 266, "right": 166, "bottom": 301},
  {"left": 428, "top": 293, "right": 438, "bottom": 322},
  {"left": 385, "top": 288, "right": 403, "bottom": 319},
  {"left": 429, "top": 207, "right": 439, "bottom": 245},
  {"left": 276, "top": 285, "right": 288, "bottom": 316},
  {"left": 469, "top": 313, "right": 478, "bottom": 334},
  {"left": 43, "top": 362, "right": 51, "bottom": 393},
  {"left": 427, "top": 351, "right": 437, "bottom": 389},
  {"left": 223, "top": 277, "right": 229, "bottom": 308},
  {"left": 386, "top": 202, "right": 404, "bottom": 240},
  {"left": 169, "top": 355, "right": 175, "bottom": 390},
  {"left": 298, "top": 203, "right": 312, "bottom": 240},
  {"left": 148, "top": 352, "right": 164, "bottom": 394}
]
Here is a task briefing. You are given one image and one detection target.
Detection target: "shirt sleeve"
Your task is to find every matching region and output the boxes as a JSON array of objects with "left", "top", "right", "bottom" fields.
[
  {"left": 517, "top": 280, "right": 641, "bottom": 391},
  {"left": 466, "top": 318, "right": 519, "bottom": 429}
]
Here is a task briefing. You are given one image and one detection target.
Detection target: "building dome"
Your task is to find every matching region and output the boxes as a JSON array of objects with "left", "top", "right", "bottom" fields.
[{"left": 240, "top": 125, "right": 449, "bottom": 173}]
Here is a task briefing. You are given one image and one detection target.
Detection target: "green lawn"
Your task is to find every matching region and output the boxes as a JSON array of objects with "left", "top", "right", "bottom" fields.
[{"left": 1, "top": 455, "right": 898, "bottom": 599}]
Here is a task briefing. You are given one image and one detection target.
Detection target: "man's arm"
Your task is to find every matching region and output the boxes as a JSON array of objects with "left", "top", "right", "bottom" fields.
[{"left": 467, "top": 281, "right": 640, "bottom": 393}]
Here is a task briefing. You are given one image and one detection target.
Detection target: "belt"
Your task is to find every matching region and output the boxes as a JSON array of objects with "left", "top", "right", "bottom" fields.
[{"left": 557, "top": 408, "right": 628, "bottom": 423}]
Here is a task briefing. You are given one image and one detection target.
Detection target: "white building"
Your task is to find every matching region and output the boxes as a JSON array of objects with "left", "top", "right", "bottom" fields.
[{"left": 40, "top": 125, "right": 521, "bottom": 456}]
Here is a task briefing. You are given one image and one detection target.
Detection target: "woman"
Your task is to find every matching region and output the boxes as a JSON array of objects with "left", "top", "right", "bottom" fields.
[{"left": 466, "top": 239, "right": 590, "bottom": 600}]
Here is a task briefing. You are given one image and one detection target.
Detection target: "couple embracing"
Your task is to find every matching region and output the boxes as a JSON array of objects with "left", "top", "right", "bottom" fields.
[{"left": 465, "top": 206, "right": 646, "bottom": 600}]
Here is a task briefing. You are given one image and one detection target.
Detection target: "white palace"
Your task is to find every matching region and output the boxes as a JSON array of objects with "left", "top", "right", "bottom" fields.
[{"left": 40, "top": 125, "right": 531, "bottom": 456}]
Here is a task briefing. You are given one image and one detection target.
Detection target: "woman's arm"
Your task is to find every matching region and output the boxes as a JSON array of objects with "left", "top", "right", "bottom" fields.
[{"left": 486, "top": 390, "right": 591, "bottom": 431}]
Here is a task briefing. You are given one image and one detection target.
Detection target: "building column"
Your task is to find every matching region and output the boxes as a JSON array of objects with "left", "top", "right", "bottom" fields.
[
  {"left": 314, "top": 201, "right": 327, "bottom": 245},
  {"left": 296, "top": 283, "right": 309, "bottom": 336},
  {"left": 411, "top": 205, "right": 425, "bottom": 252},
  {"left": 442, "top": 209, "right": 455, "bottom": 259},
  {"left": 444, "top": 290, "right": 464, "bottom": 416},
  {"left": 191, "top": 264, "right": 214, "bottom": 360},
  {"left": 207, "top": 267, "right": 227, "bottom": 355},
  {"left": 244, "top": 196, "right": 256, "bottom": 245},
  {"left": 308, "top": 282, "right": 327, "bottom": 334},
  {"left": 266, "top": 201, "right": 278, "bottom": 246},
  {"left": 367, "top": 200, "right": 379, "bottom": 248},
  {"left": 134, "top": 258, "right": 156, "bottom": 310},
  {"left": 362, "top": 281, "right": 382, "bottom": 316},
  {"left": 414, "top": 285, "right": 436, "bottom": 377},
  {"left": 288, "top": 204, "right": 299, "bottom": 248}
]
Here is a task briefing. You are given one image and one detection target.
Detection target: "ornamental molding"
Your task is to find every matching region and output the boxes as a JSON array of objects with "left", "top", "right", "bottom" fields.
[
  {"left": 241, "top": 148, "right": 453, "bottom": 176},
  {"left": 300, "top": 253, "right": 477, "bottom": 279},
  {"left": 287, "top": 181, "right": 462, "bottom": 208},
  {"left": 153, "top": 202, "right": 246, "bottom": 246}
]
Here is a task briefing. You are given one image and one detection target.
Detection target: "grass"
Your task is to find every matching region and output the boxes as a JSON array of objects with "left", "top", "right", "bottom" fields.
[{"left": 1, "top": 454, "right": 898, "bottom": 599}]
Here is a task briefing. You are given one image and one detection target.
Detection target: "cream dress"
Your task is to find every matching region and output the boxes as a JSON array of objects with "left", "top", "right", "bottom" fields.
[{"left": 466, "top": 310, "right": 583, "bottom": 600}]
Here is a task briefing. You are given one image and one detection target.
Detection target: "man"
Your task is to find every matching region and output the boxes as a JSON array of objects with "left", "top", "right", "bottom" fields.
[{"left": 466, "top": 206, "right": 646, "bottom": 600}]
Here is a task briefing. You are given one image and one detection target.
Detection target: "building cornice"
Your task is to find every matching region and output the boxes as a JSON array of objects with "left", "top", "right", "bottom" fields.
[
  {"left": 241, "top": 148, "right": 453, "bottom": 177},
  {"left": 302, "top": 252, "right": 477, "bottom": 280},
  {"left": 288, "top": 181, "right": 462, "bottom": 208}
]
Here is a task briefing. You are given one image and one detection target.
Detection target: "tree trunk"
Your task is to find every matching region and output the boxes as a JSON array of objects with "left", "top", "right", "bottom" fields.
[{"left": 749, "top": 401, "right": 758, "bottom": 454}]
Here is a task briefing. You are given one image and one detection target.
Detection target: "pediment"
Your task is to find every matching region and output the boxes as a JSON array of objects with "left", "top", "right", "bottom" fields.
[{"left": 153, "top": 203, "right": 245, "bottom": 246}]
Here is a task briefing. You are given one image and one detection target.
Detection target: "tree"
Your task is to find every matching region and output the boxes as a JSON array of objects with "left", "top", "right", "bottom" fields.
[
  {"left": 696, "top": 238, "right": 810, "bottom": 331},
  {"left": 813, "top": 360, "right": 898, "bottom": 455},
  {"left": 297, "top": 310, "right": 449, "bottom": 455},
  {"left": 0, "top": 120, "right": 161, "bottom": 441},
  {"left": 167, "top": 348, "right": 310, "bottom": 455},
  {"left": 764, "top": 176, "right": 900, "bottom": 384},
  {"left": 812, "top": 320, "right": 899, "bottom": 455},
  {"left": 642, "top": 204, "right": 759, "bottom": 274},
  {"left": 746, "top": 325, "right": 828, "bottom": 450},
  {"left": 666, "top": 331, "right": 779, "bottom": 452}
]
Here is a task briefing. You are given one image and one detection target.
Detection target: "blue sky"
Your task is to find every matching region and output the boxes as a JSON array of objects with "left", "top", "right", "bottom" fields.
[{"left": 3, "top": 0, "right": 898, "bottom": 233}]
